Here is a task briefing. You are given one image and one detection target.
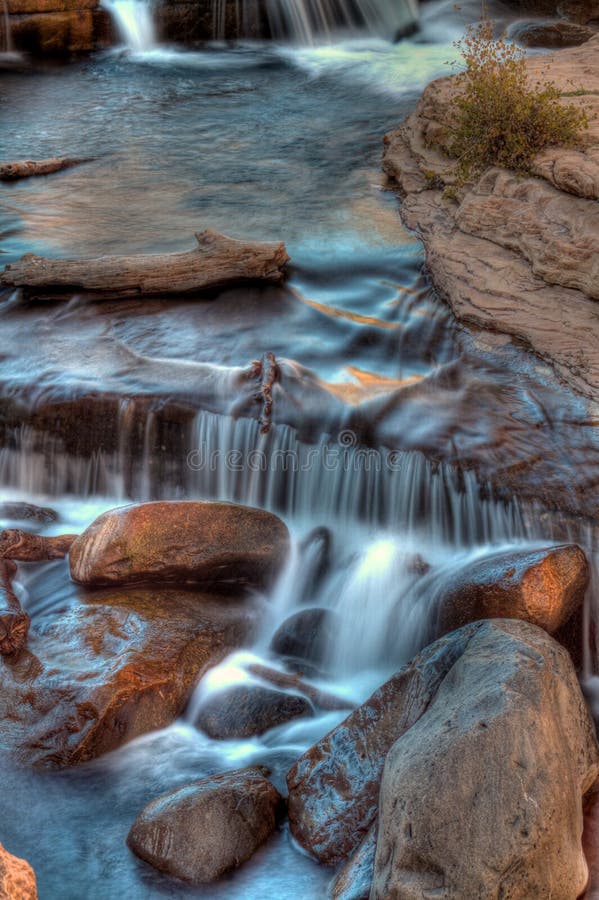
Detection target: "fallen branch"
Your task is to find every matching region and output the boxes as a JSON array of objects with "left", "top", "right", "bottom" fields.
[
  {"left": 248, "top": 663, "right": 354, "bottom": 712},
  {"left": 0, "top": 230, "right": 290, "bottom": 300},
  {"left": 0, "top": 157, "right": 92, "bottom": 181},
  {"left": 250, "top": 351, "right": 281, "bottom": 434},
  {"left": 0, "top": 530, "right": 76, "bottom": 561},
  {"left": 0, "top": 559, "right": 30, "bottom": 655}
]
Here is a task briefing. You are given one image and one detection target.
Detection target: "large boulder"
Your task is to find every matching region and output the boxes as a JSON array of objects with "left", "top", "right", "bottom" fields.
[
  {"left": 127, "top": 765, "right": 282, "bottom": 882},
  {"left": 371, "top": 620, "right": 599, "bottom": 899},
  {"left": 0, "top": 842, "right": 37, "bottom": 899},
  {"left": 195, "top": 683, "right": 313, "bottom": 739},
  {"left": 0, "top": 574, "right": 258, "bottom": 766},
  {"left": 286, "top": 627, "right": 474, "bottom": 863},
  {"left": 69, "top": 501, "right": 289, "bottom": 591},
  {"left": 510, "top": 20, "right": 596, "bottom": 48},
  {"left": 434, "top": 544, "right": 588, "bottom": 640}
]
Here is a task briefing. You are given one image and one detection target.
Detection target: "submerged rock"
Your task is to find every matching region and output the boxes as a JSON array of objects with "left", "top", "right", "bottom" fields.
[
  {"left": 269, "top": 607, "right": 337, "bottom": 667},
  {"left": 195, "top": 684, "right": 313, "bottom": 739},
  {"left": 0, "top": 502, "right": 57, "bottom": 524},
  {"left": 69, "top": 501, "right": 289, "bottom": 591},
  {"left": 371, "top": 619, "right": 599, "bottom": 898},
  {"left": 434, "top": 543, "right": 588, "bottom": 640},
  {"left": 0, "top": 576, "right": 257, "bottom": 766},
  {"left": 127, "top": 766, "right": 283, "bottom": 883},
  {"left": 329, "top": 824, "right": 376, "bottom": 900},
  {"left": 0, "top": 841, "right": 37, "bottom": 899}
]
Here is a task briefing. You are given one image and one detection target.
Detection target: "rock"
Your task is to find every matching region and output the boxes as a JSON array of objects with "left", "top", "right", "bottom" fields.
[
  {"left": 371, "top": 619, "right": 599, "bottom": 898},
  {"left": 0, "top": 530, "right": 76, "bottom": 561},
  {"left": 0, "top": 842, "right": 37, "bottom": 899},
  {"left": 298, "top": 526, "right": 332, "bottom": 597},
  {"left": 329, "top": 824, "right": 376, "bottom": 899},
  {"left": 286, "top": 626, "right": 475, "bottom": 864},
  {"left": 510, "top": 20, "right": 596, "bottom": 47},
  {"left": 0, "top": 576, "right": 258, "bottom": 766},
  {"left": 0, "top": 502, "right": 57, "bottom": 523},
  {"left": 383, "top": 37, "right": 599, "bottom": 402},
  {"left": 127, "top": 766, "right": 283, "bottom": 883},
  {"left": 434, "top": 543, "right": 589, "bottom": 640},
  {"left": 270, "top": 607, "right": 336, "bottom": 666},
  {"left": 69, "top": 501, "right": 290, "bottom": 591},
  {"left": 10, "top": 10, "right": 95, "bottom": 53},
  {"left": 195, "top": 684, "right": 313, "bottom": 739}
]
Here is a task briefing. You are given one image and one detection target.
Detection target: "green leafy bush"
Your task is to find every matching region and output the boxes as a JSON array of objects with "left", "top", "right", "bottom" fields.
[{"left": 444, "top": 20, "right": 588, "bottom": 181}]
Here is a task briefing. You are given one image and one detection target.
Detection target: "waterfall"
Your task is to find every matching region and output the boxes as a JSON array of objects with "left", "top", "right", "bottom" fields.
[
  {"left": 102, "top": 0, "right": 156, "bottom": 52},
  {"left": 263, "top": 0, "right": 418, "bottom": 44}
]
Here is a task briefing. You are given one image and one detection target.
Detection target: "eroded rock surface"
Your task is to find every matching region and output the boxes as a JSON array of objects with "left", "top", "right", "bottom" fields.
[
  {"left": 383, "top": 37, "right": 599, "bottom": 401},
  {"left": 127, "top": 766, "right": 282, "bottom": 883},
  {"left": 69, "top": 501, "right": 289, "bottom": 591},
  {"left": 0, "top": 577, "right": 257, "bottom": 766},
  {"left": 371, "top": 620, "right": 599, "bottom": 899},
  {"left": 329, "top": 824, "right": 376, "bottom": 900},
  {"left": 0, "top": 842, "right": 37, "bottom": 899}
]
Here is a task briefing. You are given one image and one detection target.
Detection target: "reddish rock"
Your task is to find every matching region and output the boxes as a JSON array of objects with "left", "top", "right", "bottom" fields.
[
  {"left": 434, "top": 544, "right": 588, "bottom": 639},
  {"left": 286, "top": 627, "right": 474, "bottom": 864},
  {"left": 127, "top": 766, "right": 283, "bottom": 883},
  {"left": 10, "top": 10, "right": 95, "bottom": 54},
  {"left": 511, "top": 20, "right": 596, "bottom": 48},
  {"left": 0, "top": 842, "right": 37, "bottom": 899},
  {"left": 195, "top": 684, "right": 313, "bottom": 739},
  {"left": 0, "top": 578, "right": 258, "bottom": 766},
  {"left": 69, "top": 501, "right": 290, "bottom": 591}
]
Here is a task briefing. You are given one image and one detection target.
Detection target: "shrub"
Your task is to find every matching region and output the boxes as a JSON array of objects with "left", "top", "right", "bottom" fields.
[{"left": 443, "top": 19, "right": 588, "bottom": 182}]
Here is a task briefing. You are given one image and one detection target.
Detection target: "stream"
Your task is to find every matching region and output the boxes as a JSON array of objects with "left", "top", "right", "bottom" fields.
[{"left": 1, "top": 1, "right": 599, "bottom": 897}]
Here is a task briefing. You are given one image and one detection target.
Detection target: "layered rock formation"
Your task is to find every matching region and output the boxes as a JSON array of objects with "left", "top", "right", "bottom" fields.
[{"left": 383, "top": 37, "right": 599, "bottom": 402}]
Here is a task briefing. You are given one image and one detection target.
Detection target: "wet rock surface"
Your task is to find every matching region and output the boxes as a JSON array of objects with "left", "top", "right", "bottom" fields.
[
  {"left": 434, "top": 543, "right": 589, "bottom": 639},
  {"left": 371, "top": 619, "right": 599, "bottom": 899},
  {"left": 69, "top": 501, "right": 290, "bottom": 591},
  {"left": 270, "top": 607, "right": 336, "bottom": 667},
  {"left": 286, "top": 626, "right": 475, "bottom": 864},
  {"left": 127, "top": 765, "right": 283, "bottom": 883},
  {"left": 195, "top": 683, "right": 314, "bottom": 739},
  {"left": 0, "top": 573, "right": 258, "bottom": 766},
  {"left": 0, "top": 841, "right": 37, "bottom": 899},
  {"left": 329, "top": 824, "right": 376, "bottom": 900},
  {"left": 510, "top": 19, "right": 596, "bottom": 47}
]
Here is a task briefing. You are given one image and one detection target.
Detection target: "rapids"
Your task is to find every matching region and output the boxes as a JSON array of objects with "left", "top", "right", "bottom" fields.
[{"left": 1, "top": 2, "right": 599, "bottom": 897}]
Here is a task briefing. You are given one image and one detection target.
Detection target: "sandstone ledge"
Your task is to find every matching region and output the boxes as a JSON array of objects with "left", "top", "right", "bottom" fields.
[{"left": 383, "top": 37, "right": 599, "bottom": 402}]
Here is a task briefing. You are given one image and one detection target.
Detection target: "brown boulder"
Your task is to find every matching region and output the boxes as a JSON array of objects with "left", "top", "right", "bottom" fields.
[
  {"left": 434, "top": 543, "right": 588, "bottom": 640},
  {"left": 195, "top": 684, "right": 313, "bottom": 739},
  {"left": 286, "top": 627, "right": 474, "bottom": 864},
  {"left": 127, "top": 765, "right": 283, "bottom": 882},
  {"left": 0, "top": 842, "right": 37, "bottom": 899},
  {"left": 269, "top": 607, "right": 337, "bottom": 667},
  {"left": 371, "top": 620, "right": 599, "bottom": 898},
  {"left": 69, "top": 501, "right": 290, "bottom": 591},
  {"left": 0, "top": 575, "right": 258, "bottom": 766}
]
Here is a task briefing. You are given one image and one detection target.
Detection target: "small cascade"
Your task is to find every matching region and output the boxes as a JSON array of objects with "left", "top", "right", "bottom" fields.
[
  {"left": 264, "top": 0, "right": 418, "bottom": 44},
  {"left": 102, "top": 0, "right": 156, "bottom": 52}
]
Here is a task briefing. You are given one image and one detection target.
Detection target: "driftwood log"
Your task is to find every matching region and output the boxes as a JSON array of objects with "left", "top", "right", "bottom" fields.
[
  {"left": 0, "top": 230, "right": 290, "bottom": 300},
  {"left": 0, "top": 559, "right": 30, "bottom": 655},
  {"left": 0, "top": 157, "right": 92, "bottom": 181},
  {"left": 248, "top": 663, "right": 354, "bottom": 712},
  {"left": 0, "top": 529, "right": 76, "bottom": 561}
]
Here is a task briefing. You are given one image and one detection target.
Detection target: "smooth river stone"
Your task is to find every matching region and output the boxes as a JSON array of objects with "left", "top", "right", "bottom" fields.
[{"left": 69, "top": 501, "right": 290, "bottom": 591}]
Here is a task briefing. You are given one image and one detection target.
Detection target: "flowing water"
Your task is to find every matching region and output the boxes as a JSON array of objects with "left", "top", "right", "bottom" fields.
[{"left": 1, "top": 1, "right": 599, "bottom": 897}]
